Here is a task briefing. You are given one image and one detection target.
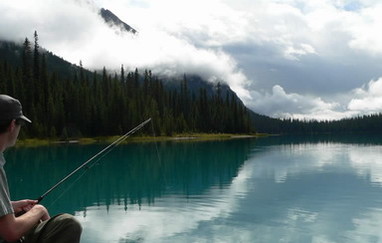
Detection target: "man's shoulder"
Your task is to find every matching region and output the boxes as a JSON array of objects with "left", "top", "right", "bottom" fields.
[{"left": 0, "top": 153, "right": 4, "bottom": 167}]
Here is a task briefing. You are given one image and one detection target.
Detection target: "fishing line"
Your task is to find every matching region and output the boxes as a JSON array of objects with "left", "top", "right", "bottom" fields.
[
  {"left": 47, "top": 118, "right": 165, "bottom": 210},
  {"left": 151, "top": 120, "right": 162, "bottom": 166},
  {"left": 37, "top": 118, "right": 152, "bottom": 204},
  {"left": 47, "top": 118, "right": 164, "bottom": 208},
  {"left": 46, "top": 167, "right": 88, "bottom": 208},
  {"left": 48, "top": 133, "right": 133, "bottom": 207},
  {"left": 150, "top": 120, "right": 169, "bottom": 188}
]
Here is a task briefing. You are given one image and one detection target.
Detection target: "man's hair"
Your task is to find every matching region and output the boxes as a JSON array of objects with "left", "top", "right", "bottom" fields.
[{"left": 0, "top": 120, "right": 12, "bottom": 134}]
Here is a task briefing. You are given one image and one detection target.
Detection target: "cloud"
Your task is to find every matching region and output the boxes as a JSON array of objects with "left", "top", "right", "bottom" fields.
[
  {"left": 248, "top": 85, "right": 347, "bottom": 120},
  {"left": 2, "top": 0, "right": 382, "bottom": 120},
  {"left": 346, "top": 4, "right": 382, "bottom": 55},
  {"left": 248, "top": 77, "right": 382, "bottom": 121},
  {"left": 0, "top": 0, "right": 252, "bottom": 100},
  {"left": 284, "top": 43, "right": 317, "bottom": 61},
  {"left": 348, "top": 78, "right": 382, "bottom": 114},
  {"left": 0, "top": 0, "right": 101, "bottom": 43}
]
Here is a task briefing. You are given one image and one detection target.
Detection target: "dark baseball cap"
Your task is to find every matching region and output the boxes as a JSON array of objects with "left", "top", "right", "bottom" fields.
[{"left": 0, "top": 94, "right": 32, "bottom": 124}]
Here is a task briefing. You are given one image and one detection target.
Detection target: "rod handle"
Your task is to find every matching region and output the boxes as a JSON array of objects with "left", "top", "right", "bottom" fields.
[{"left": 14, "top": 196, "right": 44, "bottom": 217}]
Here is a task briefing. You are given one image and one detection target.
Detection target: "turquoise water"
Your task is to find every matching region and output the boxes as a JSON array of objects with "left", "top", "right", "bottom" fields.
[{"left": 5, "top": 136, "right": 382, "bottom": 242}]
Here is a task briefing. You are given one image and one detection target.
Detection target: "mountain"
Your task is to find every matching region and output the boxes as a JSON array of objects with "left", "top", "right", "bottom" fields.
[
  {"left": 0, "top": 40, "right": 242, "bottom": 106},
  {"left": 162, "top": 74, "right": 241, "bottom": 100},
  {"left": 0, "top": 38, "right": 254, "bottom": 137},
  {"left": 0, "top": 40, "right": 93, "bottom": 82},
  {"left": 99, "top": 8, "right": 137, "bottom": 34},
  {"left": 3, "top": 38, "right": 382, "bottom": 136}
]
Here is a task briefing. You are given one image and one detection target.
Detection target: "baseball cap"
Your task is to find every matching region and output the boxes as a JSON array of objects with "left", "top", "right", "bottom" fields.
[{"left": 0, "top": 94, "right": 32, "bottom": 124}]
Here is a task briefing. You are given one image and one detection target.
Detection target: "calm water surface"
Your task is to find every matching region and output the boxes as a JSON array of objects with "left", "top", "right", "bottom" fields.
[{"left": 5, "top": 136, "right": 382, "bottom": 242}]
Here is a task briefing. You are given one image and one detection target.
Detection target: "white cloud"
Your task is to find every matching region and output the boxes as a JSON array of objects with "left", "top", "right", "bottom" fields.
[
  {"left": 348, "top": 78, "right": 382, "bottom": 114},
  {"left": 246, "top": 76, "right": 382, "bottom": 121},
  {"left": 248, "top": 85, "right": 345, "bottom": 120},
  {"left": 284, "top": 43, "right": 317, "bottom": 60},
  {"left": 341, "top": 4, "right": 382, "bottom": 55},
  {"left": 0, "top": 0, "right": 253, "bottom": 100},
  {"left": 2, "top": 0, "right": 382, "bottom": 120},
  {"left": 0, "top": 0, "right": 101, "bottom": 43}
]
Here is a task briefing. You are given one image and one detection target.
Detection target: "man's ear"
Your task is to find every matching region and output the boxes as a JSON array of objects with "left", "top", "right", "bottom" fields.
[{"left": 7, "top": 120, "right": 16, "bottom": 132}]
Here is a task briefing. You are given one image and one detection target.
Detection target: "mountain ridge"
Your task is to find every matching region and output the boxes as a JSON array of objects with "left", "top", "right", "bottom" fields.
[
  {"left": 99, "top": 8, "right": 137, "bottom": 34},
  {"left": 0, "top": 38, "right": 255, "bottom": 137}
]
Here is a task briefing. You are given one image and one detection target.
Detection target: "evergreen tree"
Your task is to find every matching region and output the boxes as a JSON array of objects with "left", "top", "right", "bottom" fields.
[
  {"left": 1, "top": 37, "right": 258, "bottom": 138},
  {"left": 33, "top": 31, "right": 40, "bottom": 96},
  {"left": 22, "top": 37, "right": 33, "bottom": 107}
]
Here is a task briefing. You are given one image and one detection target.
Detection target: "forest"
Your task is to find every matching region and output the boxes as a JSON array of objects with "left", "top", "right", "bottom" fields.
[
  {"left": 252, "top": 107, "right": 382, "bottom": 134},
  {"left": 0, "top": 32, "right": 253, "bottom": 139},
  {"left": 2, "top": 32, "right": 382, "bottom": 139}
]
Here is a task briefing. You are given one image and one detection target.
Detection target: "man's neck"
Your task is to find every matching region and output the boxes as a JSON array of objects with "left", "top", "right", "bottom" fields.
[{"left": 0, "top": 135, "right": 8, "bottom": 153}]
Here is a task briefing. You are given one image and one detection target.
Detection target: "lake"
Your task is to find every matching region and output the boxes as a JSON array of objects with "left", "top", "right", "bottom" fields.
[{"left": 5, "top": 135, "right": 382, "bottom": 242}]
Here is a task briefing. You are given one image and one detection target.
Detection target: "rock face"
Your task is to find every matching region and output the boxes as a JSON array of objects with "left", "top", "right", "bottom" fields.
[{"left": 99, "top": 8, "right": 138, "bottom": 34}]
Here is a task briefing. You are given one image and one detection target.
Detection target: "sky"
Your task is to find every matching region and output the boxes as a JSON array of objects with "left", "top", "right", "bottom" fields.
[{"left": 1, "top": 0, "right": 382, "bottom": 120}]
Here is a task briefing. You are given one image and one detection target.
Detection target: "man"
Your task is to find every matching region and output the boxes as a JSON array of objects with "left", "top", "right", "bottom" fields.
[{"left": 0, "top": 94, "right": 82, "bottom": 243}]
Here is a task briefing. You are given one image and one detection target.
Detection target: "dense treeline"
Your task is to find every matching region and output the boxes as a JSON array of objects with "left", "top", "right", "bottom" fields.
[
  {"left": 0, "top": 33, "right": 253, "bottom": 138},
  {"left": 252, "top": 112, "right": 382, "bottom": 134},
  {"left": 4, "top": 33, "right": 381, "bottom": 138}
]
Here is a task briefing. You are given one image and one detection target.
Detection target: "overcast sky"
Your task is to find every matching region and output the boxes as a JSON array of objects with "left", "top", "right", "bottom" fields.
[{"left": 1, "top": 0, "right": 382, "bottom": 120}]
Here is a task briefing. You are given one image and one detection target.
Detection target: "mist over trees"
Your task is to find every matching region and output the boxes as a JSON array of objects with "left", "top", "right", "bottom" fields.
[
  {"left": 2, "top": 32, "right": 382, "bottom": 139},
  {"left": 0, "top": 33, "right": 253, "bottom": 139}
]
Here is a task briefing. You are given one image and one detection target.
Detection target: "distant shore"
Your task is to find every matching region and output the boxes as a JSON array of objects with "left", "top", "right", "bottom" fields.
[{"left": 15, "top": 133, "right": 267, "bottom": 147}]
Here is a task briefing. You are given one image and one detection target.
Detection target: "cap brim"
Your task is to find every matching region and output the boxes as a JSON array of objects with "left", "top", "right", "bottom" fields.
[{"left": 19, "top": 115, "right": 32, "bottom": 124}]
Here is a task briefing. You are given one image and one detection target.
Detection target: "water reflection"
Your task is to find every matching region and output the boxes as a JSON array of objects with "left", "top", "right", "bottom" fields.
[
  {"left": 79, "top": 160, "right": 255, "bottom": 242},
  {"left": 5, "top": 137, "right": 382, "bottom": 242},
  {"left": 236, "top": 142, "right": 382, "bottom": 243},
  {"left": 256, "top": 134, "right": 382, "bottom": 146},
  {"left": 4, "top": 139, "right": 255, "bottom": 241},
  {"left": 348, "top": 146, "right": 382, "bottom": 186}
]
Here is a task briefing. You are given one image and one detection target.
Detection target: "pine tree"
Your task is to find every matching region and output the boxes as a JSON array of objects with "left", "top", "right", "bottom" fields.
[
  {"left": 1, "top": 36, "right": 260, "bottom": 137},
  {"left": 120, "top": 64, "right": 125, "bottom": 83},
  {"left": 33, "top": 31, "right": 40, "bottom": 95},
  {"left": 22, "top": 38, "right": 33, "bottom": 107}
]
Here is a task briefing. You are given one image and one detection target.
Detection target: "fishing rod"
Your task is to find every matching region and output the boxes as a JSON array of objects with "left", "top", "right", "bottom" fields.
[{"left": 36, "top": 117, "right": 152, "bottom": 203}]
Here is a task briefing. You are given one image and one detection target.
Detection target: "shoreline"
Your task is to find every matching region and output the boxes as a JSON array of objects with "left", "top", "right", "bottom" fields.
[{"left": 15, "top": 133, "right": 268, "bottom": 147}]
